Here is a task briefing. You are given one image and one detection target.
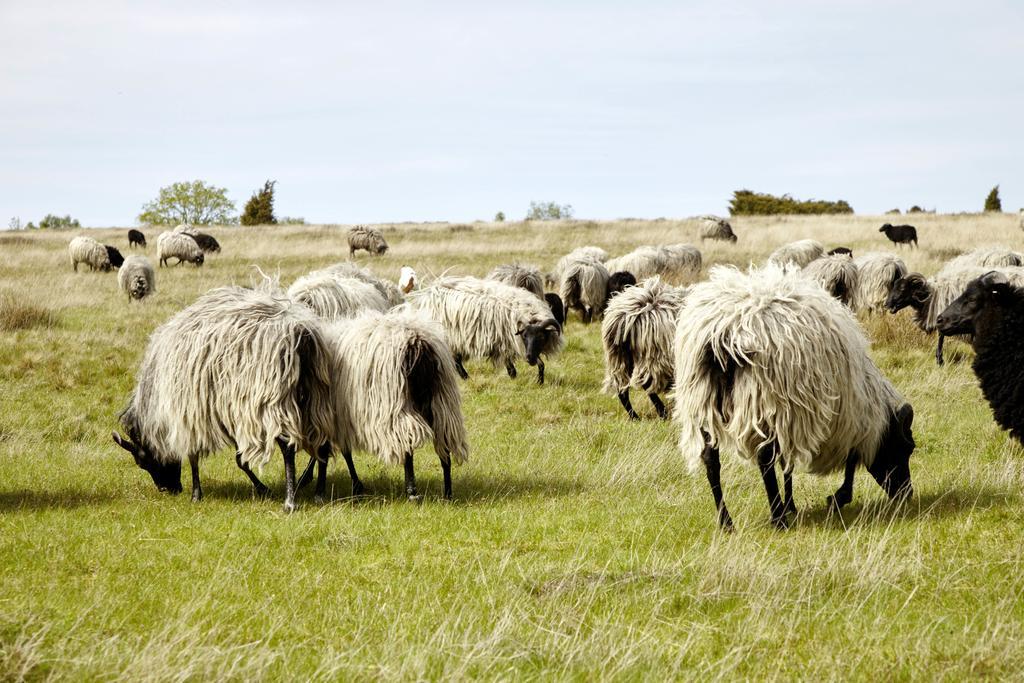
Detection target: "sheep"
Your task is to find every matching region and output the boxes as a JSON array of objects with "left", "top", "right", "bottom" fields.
[
  {"left": 659, "top": 244, "right": 702, "bottom": 278},
  {"left": 407, "top": 276, "right": 563, "bottom": 384},
  {"left": 156, "top": 231, "right": 205, "bottom": 267},
  {"left": 105, "top": 245, "right": 125, "bottom": 269},
  {"left": 559, "top": 257, "right": 611, "bottom": 323},
  {"left": 296, "top": 308, "right": 469, "bottom": 502},
  {"left": 852, "top": 252, "right": 907, "bottom": 313},
  {"left": 767, "top": 239, "right": 825, "bottom": 268},
  {"left": 348, "top": 225, "right": 388, "bottom": 256},
  {"left": 487, "top": 263, "right": 544, "bottom": 299},
  {"left": 552, "top": 246, "right": 608, "bottom": 283},
  {"left": 128, "top": 229, "right": 147, "bottom": 248},
  {"left": 323, "top": 261, "right": 405, "bottom": 307},
  {"left": 399, "top": 265, "right": 417, "bottom": 293},
  {"left": 802, "top": 253, "right": 859, "bottom": 306},
  {"left": 828, "top": 246, "right": 853, "bottom": 257},
  {"left": 117, "top": 255, "right": 156, "bottom": 301},
  {"left": 937, "top": 272, "right": 1024, "bottom": 445},
  {"left": 697, "top": 215, "right": 737, "bottom": 243},
  {"left": 68, "top": 236, "right": 112, "bottom": 272},
  {"left": 944, "top": 245, "right": 1022, "bottom": 270},
  {"left": 186, "top": 231, "right": 221, "bottom": 254},
  {"left": 879, "top": 223, "right": 918, "bottom": 247},
  {"left": 674, "top": 264, "right": 916, "bottom": 530},
  {"left": 111, "top": 283, "right": 334, "bottom": 512},
  {"left": 288, "top": 271, "right": 389, "bottom": 320},
  {"left": 602, "top": 277, "right": 687, "bottom": 420},
  {"left": 544, "top": 293, "right": 565, "bottom": 327},
  {"left": 607, "top": 271, "right": 637, "bottom": 299},
  {"left": 605, "top": 246, "right": 666, "bottom": 281}
]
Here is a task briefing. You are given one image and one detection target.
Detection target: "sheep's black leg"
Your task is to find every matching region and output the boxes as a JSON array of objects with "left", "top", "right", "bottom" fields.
[
  {"left": 235, "top": 451, "right": 270, "bottom": 497},
  {"left": 649, "top": 393, "right": 667, "bottom": 420},
  {"left": 583, "top": 308, "right": 593, "bottom": 324},
  {"left": 935, "top": 333, "right": 946, "bottom": 366},
  {"left": 404, "top": 452, "right": 421, "bottom": 502},
  {"left": 296, "top": 455, "right": 316, "bottom": 490},
  {"left": 782, "top": 466, "right": 797, "bottom": 517},
  {"left": 454, "top": 355, "right": 469, "bottom": 380},
  {"left": 315, "top": 447, "right": 329, "bottom": 504},
  {"left": 278, "top": 438, "right": 298, "bottom": 513},
  {"left": 505, "top": 360, "right": 517, "bottom": 379},
  {"left": 757, "top": 445, "right": 787, "bottom": 529},
  {"left": 618, "top": 390, "right": 639, "bottom": 421},
  {"left": 439, "top": 454, "right": 452, "bottom": 500},
  {"left": 342, "top": 448, "right": 364, "bottom": 496},
  {"left": 536, "top": 358, "right": 545, "bottom": 385},
  {"left": 827, "top": 453, "right": 858, "bottom": 510},
  {"left": 700, "top": 438, "right": 733, "bottom": 531},
  {"left": 189, "top": 454, "right": 202, "bottom": 503}
]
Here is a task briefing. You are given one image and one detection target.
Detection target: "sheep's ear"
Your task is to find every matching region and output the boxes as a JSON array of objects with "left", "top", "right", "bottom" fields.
[
  {"left": 112, "top": 431, "right": 138, "bottom": 456},
  {"left": 543, "top": 319, "right": 560, "bottom": 333},
  {"left": 897, "top": 404, "right": 914, "bottom": 443}
]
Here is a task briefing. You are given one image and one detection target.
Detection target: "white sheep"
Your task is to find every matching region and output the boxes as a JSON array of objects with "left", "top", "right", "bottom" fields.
[
  {"left": 802, "top": 253, "right": 859, "bottom": 306},
  {"left": 407, "top": 276, "right": 563, "bottom": 384},
  {"left": 323, "top": 261, "right": 405, "bottom": 307},
  {"left": 944, "top": 245, "right": 1023, "bottom": 270},
  {"left": 767, "top": 239, "right": 825, "bottom": 268},
  {"left": 605, "top": 246, "right": 666, "bottom": 281},
  {"left": 559, "top": 257, "right": 611, "bottom": 323},
  {"left": 117, "top": 255, "right": 156, "bottom": 300},
  {"left": 851, "top": 252, "right": 907, "bottom": 313},
  {"left": 659, "top": 244, "right": 702, "bottom": 278},
  {"left": 111, "top": 283, "right": 334, "bottom": 512},
  {"left": 697, "top": 215, "right": 738, "bottom": 243},
  {"left": 602, "top": 276, "right": 687, "bottom": 420},
  {"left": 551, "top": 246, "right": 609, "bottom": 286},
  {"left": 674, "top": 264, "right": 916, "bottom": 530},
  {"left": 487, "top": 263, "right": 544, "bottom": 299},
  {"left": 68, "top": 236, "right": 112, "bottom": 272},
  {"left": 288, "top": 271, "right": 389, "bottom": 320},
  {"left": 156, "top": 231, "right": 205, "bottom": 267}
]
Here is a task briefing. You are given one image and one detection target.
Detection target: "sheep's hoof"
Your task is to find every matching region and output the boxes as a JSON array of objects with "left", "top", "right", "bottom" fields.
[
  {"left": 253, "top": 485, "right": 270, "bottom": 499},
  {"left": 826, "top": 494, "right": 850, "bottom": 511},
  {"left": 283, "top": 500, "right": 297, "bottom": 514},
  {"left": 627, "top": 413, "right": 640, "bottom": 422},
  {"left": 191, "top": 492, "right": 202, "bottom": 503},
  {"left": 407, "top": 494, "right": 423, "bottom": 504},
  {"left": 352, "top": 482, "right": 366, "bottom": 496}
]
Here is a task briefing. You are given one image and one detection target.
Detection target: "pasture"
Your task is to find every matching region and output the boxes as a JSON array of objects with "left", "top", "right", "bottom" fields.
[{"left": 2, "top": 214, "right": 1023, "bottom": 679}]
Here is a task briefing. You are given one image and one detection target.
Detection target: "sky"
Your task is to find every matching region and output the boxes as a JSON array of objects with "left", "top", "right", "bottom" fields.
[{"left": 1, "top": 0, "right": 1022, "bottom": 227}]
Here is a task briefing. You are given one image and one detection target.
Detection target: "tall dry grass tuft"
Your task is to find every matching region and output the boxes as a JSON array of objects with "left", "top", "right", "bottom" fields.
[{"left": 0, "top": 295, "right": 57, "bottom": 332}]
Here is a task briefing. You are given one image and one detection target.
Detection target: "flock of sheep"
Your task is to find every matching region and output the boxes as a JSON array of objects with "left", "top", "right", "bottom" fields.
[{"left": 66, "top": 216, "right": 1024, "bottom": 529}]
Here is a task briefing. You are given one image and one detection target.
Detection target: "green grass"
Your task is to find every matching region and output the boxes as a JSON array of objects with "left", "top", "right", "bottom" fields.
[{"left": 2, "top": 215, "right": 1024, "bottom": 679}]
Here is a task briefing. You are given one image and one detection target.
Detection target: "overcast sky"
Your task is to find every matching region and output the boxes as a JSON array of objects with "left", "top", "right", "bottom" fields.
[{"left": 2, "top": 1, "right": 1022, "bottom": 226}]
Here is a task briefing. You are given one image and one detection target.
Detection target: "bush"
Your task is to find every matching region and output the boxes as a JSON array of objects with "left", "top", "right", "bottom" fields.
[
  {"left": 241, "top": 180, "right": 277, "bottom": 226},
  {"left": 138, "top": 180, "right": 237, "bottom": 225},
  {"left": 0, "top": 295, "right": 57, "bottom": 331},
  {"left": 525, "top": 201, "right": 573, "bottom": 221},
  {"left": 36, "top": 214, "right": 81, "bottom": 229},
  {"left": 494, "top": 211, "right": 505, "bottom": 222},
  {"left": 908, "top": 206, "right": 925, "bottom": 213},
  {"left": 885, "top": 208, "right": 901, "bottom": 215},
  {"left": 728, "top": 190, "right": 853, "bottom": 216},
  {"left": 984, "top": 185, "right": 1002, "bottom": 212}
]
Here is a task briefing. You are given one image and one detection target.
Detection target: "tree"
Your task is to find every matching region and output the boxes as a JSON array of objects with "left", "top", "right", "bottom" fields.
[
  {"left": 494, "top": 211, "right": 505, "bottom": 222},
  {"left": 137, "top": 180, "right": 237, "bottom": 226},
  {"left": 525, "top": 201, "right": 574, "bottom": 221},
  {"left": 984, "top": 185, "right": 1002, "bottom": 212},
  {"left": 241, "top": 180, "right": 277, "bottom": 226},
  {"left": 728, "top": 190, "right": 853, "bottom": 216},
  {"left": 38, "top": 214, "right": 81, "bottom": 229}
]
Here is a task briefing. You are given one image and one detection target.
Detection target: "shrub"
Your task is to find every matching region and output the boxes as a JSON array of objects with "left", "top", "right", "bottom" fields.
[
  {"left": 36, "top": 214, "right": 81, "bottom": 230},
  {"left": 0, "top": 295, "right": 57, "bottom": 331},
  {"left": 984, "top": 185, "right": 1002, "bottom": 212},
  {"left": 241, "top": 180, "right": 277, "bottom": 226},
  {"left": 885, "top": 208, "right": 901, "bottom": 215},
  {"left": 728, "top": 190, "right": 853, "bottom": 216},
  {"left": 494, "top": 211, "right": 505, "bottom": 222},
  {"left": 277, "top": 216, "right": 305, "bottom": 225},
  {"left": 526, "top": 201, "right": 574, "bottom": 221}
]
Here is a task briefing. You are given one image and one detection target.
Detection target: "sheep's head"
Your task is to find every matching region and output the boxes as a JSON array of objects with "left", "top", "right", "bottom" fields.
[
  {"left": 105, "top": 246, "right": 125, "bottom": 269},
  {"left": 129, "top": 276, "right": 149, "bottom": 300},
  {"left": 886, "top": 273, "right": 930, "bottom": 313},
  {"left": 112, "top": 431, "right": 183, "bottom": 494},
  {"left": 828, "top": 247, "right": 853, "bottom": 257},
  {"left": 879, "top": 223, "right": 893, "bottom": 233},
  {"left": 867, "top": 403, "right": 915, "bottom": 501},
  {"left": 607, "top": 271, "right": 637, "bottom": 300},
  {"left": 194, "top": 253, "right": 205, "bottom": 266},
  {"left": 374, "top": 238, "right": 389, "bottom": 255},
  {"left": 519, "top": 318, "right": 561, "bottom": 366},
  {"left": 728, "top": 232, "right": 738, "bottom": 243},
  {"left": 937, "top": 271, "right": 1011, "bottom": 336}
]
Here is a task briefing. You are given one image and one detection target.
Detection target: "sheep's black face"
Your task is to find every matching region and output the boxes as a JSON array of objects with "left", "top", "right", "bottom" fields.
[
  {"left": 937, "top": 273, "right": 1009, "bottom": 336},
  {"left": 867, "top": 404, "right": 915, "bottom": 500},
  {"left": 729, "top": 234, "right": 738, "bottom": 243},
  {"left": 195, "top": 253, "right": 205, "bottom": 266},
  {"left": 607, "top": 271, "right": 637, "bottom": 299},
  {"left": 376, "top": 243, "right": 389, "bottom": 255},
  {"left": 520, "top": 320, "right": 560, "bottom": 366},
  {"left": 886, "top": 276, "right": 928, "bottom": 313},
  {"left": 112, "top": 431, "right": 183, "bottom": 494},
  {"left": 879, "top": 224, "right": 892, "bottom": 233},
  {"left": 105, "top": 246, "right": 125, "bottom": 269}
]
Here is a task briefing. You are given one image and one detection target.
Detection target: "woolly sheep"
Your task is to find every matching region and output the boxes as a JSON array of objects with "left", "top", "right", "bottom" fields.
[
  {"left": 767, "top": 239, "right": 825, "bottom": 268},
  {"left": 296, "top": 308, "right": 469, "bottom": 501},
  {"left": 605, "top": 246, "right": 666, "bottom": 281},
  {"left": 117, "top": 255, "right": 156, "bottom": 301},
  {"left": 111, "top": 283, "right": 334, "bottom": 512},
  {"left": 852, "top": 252, "right": 907, "bottom": 313},
  {"left": 659, "top": 244, "right": 702, "bottom": 278},
  {"left": 559, "top": 257, "right": 611, "bottom": 323},
  {"left": 802, "top": 253, "right": 859, "bottom": 306},
  {"left": 697, "top": 215, "right": 737, "bottom": 243},
  {"left": 602, "top": 277, "right": 687, "bottom": 420},
  {"left": 675, "top": 264, "right": 916, "bottom": 530},
  {"left": 944, "top": 245, "right": 1022, "bottom": 270},
  {"left": 128, "top": 229, "right": 146, "bottom": 248},
  {"left": 348, "top": 225, "right": 388, "bottom": 256},
  {"left": 323, "top": 261, "right": 405, "bottom": 307},
  {"left": 68, "top": 236, "right": 112, "bottom": 272},
  {"left": 552, "top": 246, "right": 609, "bottom": 284},
  {"left": 156, "top": 231, "right": 205, "bottom": 267},
  {"left": 487, "top": 263, "right": 544, "bottom": 299},
  {"left": 288, "top": 271, "right": 389, "bottom": 320},
  {"left": 407, "top": 276, "right": 563, "bottom": 384}
]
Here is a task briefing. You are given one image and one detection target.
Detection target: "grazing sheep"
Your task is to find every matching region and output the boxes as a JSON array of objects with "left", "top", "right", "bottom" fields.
[
  {"left": 399, "top": 265, "right": 417, "bottom": 293},
  {"left": 675, "top": 264, "right": 916, "bottom": 530},
  {"left": 602, "top": 277, "right": 687, "bottom": 420},
  {"left": 323, "top": 261, "right": 405, "bottom": 307},
  {"left": 552, "top": 246, "right": 609, "bottom": 283},
  {"left": 544, "top": 293, "right": 565, "bottom": 327},
  {"left": 156, "top": 231, "right": 205, "bottom": 267},
  {"left": 768, "top": 239, "right": 825, "bottom": 268},
  {"left": 105, "top": 245, "right": 125, "bottom": 269},
  {"left": 852, "top": 252, "right": 907, "bottom": 313},
  {"left": 111, "top": 284, "right": 334, "bottom": 512},
  {"left": 68, "top": 236, "right": 112, "bottom": 272},
  {"left": 559, "top": 257, "right": 611, "bottom": 323},
  {"left": 487, "top": 263, "right": 544, "bottom": 299},
  {"left": 288, "top": 271, "right": 389, "bottom": 320},
  {"left": 128, "top": 229, "right": 147, "bottom": 248},
  {"left": 659, "top": 244, "right": 702, "bottom": 278},
  {"left": 938, "top": 272, "right": 1024, "bottom": 444},
  {"left": 348, "top": 225, "right": 388, "bottom": 256},
  {"left": 828, "top": 246, "right": 853, "bottom": 257},
  {"left": 182, "top": 231, "right": 221, "bottom": 254},
  {"left": 607, "top": 271, "right": 637, "bottom": 299},
  {"left": 879, "top": 223, "right": 918, "bottom": 247},
  {"left": 802, "top": 253, "right": 859, "bottom": 306},
  {"left": 944, "top": 245, "right": 1022, "bottom": 270},
  {"left": 296, "top": 309, "right": 469, "bottom": 501},
  {"left": 407, "top": 276, "right": 563, "bottom": 384},
  {"left": 606, "top": 246, "right": 666, "bottom": 281},
  {"left": 697, "top": 215, "right": 737, "bottom": 243},
  {"left": 117, "top": 255, "right": 156, "bottom": 301}
]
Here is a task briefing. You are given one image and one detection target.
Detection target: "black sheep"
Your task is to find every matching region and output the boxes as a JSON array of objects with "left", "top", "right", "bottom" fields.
[
  {"left": 187, "top": 232, "right": 221, "bottom": 254},
  {"left": 607, "top": 271, "right": 637, "bottom": 299},
  {"left": 128, "top": 229, "right": 146, "bottom": 248},
  {"left": 879, "top": 223, "right": 918, "bottom": 247},
  {"left": 828, "top": 246, "right": 853, "bottom": 257},
  {"left": 544, "top": 293, "right": 565, "bottom": 328},
  {"left": 938, "top": 272, "right": 1024, "bottom": 443},
  {"left": 105, "top": 245, "right": 125, "bottom": 269}
]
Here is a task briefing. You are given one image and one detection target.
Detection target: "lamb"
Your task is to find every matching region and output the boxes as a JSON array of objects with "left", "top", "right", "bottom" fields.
[
  {"left": 128, "top": 229, "right": 147, "bottom": 248},
  {"left": 111, "top": 283, "right": 334, "bottom": 512},
  {"left": 296, "top": 308, "right": 469, "bottom": 502},
  {"left": 937, "top": 272, "right": 1024, "bottom": 445},
  {"left": 156, "top": 231, "right": 205, "bottom": 267},
  {"left": 117, "top": 255, "right": 156, "bottom": 300},
  {"left": 879, "top": 223, "right": 918, "bottom": 247},
  {"left": 852, "top": 252, "right": 907, "bottom": 313},
  {"left": 288, "top": 271, "right": 389, "bottom": 320},
  {"left": 323, "top": 261, "right": 405, "bottom": 307},
  {"left": 68, "top": 236, "right": 112, "bottom": 272},
  {"left": 348, "top": 225, "right": 388, "bottom": 256},
  {"left": 602, "top": 277, "right": 687, "bottom": 420},
  {"left": 697, "top": 215, "right": 737, "bottom": 243},
  {"left": 407, "top": 276, "right": 563, "bottom": 384},
  {"left": 675, "top": 264, "right": 916, "bottom": 530},
  {"left": 559, "top": 257, "right": 611, "bottom": 323},
  {"left": 105, "top": 245, "right": 125, "bottom": 269},
  {"left": 767, "top": 239, "right": 825, "bottom": 268},
  {"left": 802, "top": 253, "right": 859, "bottom": 306},
  {"left": 487, "top": 263, "right": 544, "bottom": 299}
]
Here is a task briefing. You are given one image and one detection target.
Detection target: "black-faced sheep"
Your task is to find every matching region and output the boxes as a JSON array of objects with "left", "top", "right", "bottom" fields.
[
  {"left": 348, "top": 226, "right": 388, "bottom": 256},
  {"left": 852, "top": 252, "right": 907, "bottom": 313},
  {"left": 602, "top": 277, "right": 687, "bottom": 420},
  {"left": 407, "top": 276, "right": 563, "bottom": 384},
  {"left": 802, "top": 253, "right": 859, "bottom": 306},
  {"left": 117, "top": 255, "right": 156, "bottom": 300},
  {"left": 111, "top": 284, "right": 334, "bottom": 512},
  {"left": 156, "top": 231, "right": 205, "bottom": 267},
  {"left": 187, "top": 232, "right": 221, "bottom": 254},
  {"left": 675, "top": 264, "right": 915, "bottom": 530},
  {"left": 105, "top": 245, "right": 125, "bottom": 269},
  {"left": 607, "top": 271, "right": 637, "bottom": 299},
  {"left": 69, "top": 236, "right": 112, "bottom": 272},
  {"left": 697, "top": 215, "right": 737, "bottom": 243},
  {"left": 768, "top": 239, "right": 825, "bottom": 268},
  {"left": 487, "top": 263, "right": 545, "bottom": 299},
  {"left": 879, "top": 223, "right": 918, "bottom": 247},
  {"left": 544, "top": 293, "right": 565, "bottom": 327},
  {"left": 128, "top": 229, "right": 147, "bottom": 248}
]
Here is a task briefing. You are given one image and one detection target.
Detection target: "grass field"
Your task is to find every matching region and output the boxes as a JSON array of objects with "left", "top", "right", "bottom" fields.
[{"left": 2, "top": 214, "right": 1023, "bottom": 680}]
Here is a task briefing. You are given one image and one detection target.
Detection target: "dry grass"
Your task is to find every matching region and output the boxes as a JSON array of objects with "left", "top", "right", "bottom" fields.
[{"left": 0, "top": 295, "right": 57, "bottom": 332}]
